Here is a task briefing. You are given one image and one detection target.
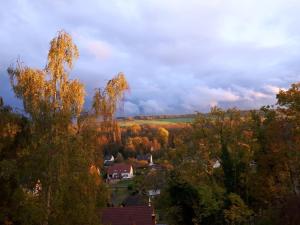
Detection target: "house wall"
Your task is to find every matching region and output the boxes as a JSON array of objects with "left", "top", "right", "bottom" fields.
[
  {"left": 121, "top": 167, "right": 133, "bottom": 179},
  {"left": 108, "top": 166, "right": 134, "bottom": 180}
]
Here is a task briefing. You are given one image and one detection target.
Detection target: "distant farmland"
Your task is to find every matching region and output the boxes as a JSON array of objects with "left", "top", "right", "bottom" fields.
[{"left": 118, "top": 117, "right": 194, "bottom": 127}]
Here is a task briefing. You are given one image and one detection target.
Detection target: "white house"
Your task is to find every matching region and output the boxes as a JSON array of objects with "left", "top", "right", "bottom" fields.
[
  {"left": 213, "top": 160, "right": 221, "bottom": 169},
  {"left": 107, "top": 163, "right": 134, "bottom": 180},
  {"left": 148, "top": 189, "right": 161, "bottom": 197}
]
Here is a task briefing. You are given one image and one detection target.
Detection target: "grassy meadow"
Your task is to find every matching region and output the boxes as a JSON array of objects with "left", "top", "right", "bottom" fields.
[{"left": 118, "top": 117, "right": 194, "bottom": 127}]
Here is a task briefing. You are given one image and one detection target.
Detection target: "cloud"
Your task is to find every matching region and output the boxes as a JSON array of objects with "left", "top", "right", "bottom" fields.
[
  {"left": 264, "top": 84, "right": 287, "bottom": 94},
  {"left": 181, "top": 86, "right": 240, "bottom": 111},
  {"left": 139, "top": 99, "right": 171, "bottom": 115},
  {"left": 123, "top": 101, "right": 140, "bottom": 115},
  {"left": 233, "top": 86, "right": 272, "bottom": 101},
  {"left": 86, "top": 40, "right": 112, "bottom": 60},
  {"left": 0, "top": 0, "right": 299, "bottom": 115}
]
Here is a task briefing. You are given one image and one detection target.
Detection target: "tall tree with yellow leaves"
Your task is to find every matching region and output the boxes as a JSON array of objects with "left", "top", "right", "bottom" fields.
[
  {"left": 7, "top": 31, "right": 103, "bottom": 225},
  {"left": 92, "top": 72, "right": 129, "bottom": 142}
]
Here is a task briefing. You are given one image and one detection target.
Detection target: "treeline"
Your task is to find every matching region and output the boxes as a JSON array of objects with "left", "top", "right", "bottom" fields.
[
  {"left": 118, "top": 114, "right": 196, "bottom": 121},
  {"left": 154, "top": 83, "right": 300, "bottom": 225},
  {"left": 101, "top": 124, "right": 170, "bottom": 162},
  {"left": 117, "top": 111, "right": 255, "bottom": 121}
]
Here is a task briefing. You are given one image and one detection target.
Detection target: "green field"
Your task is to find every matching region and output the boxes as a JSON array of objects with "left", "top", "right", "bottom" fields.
[{"left": 118, "top": 117, "right": 194, "bottom": 127}]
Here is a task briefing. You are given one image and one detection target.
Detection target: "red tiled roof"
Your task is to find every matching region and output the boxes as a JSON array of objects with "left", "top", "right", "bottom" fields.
[
  {"left": 107, "top": 163, "right": 132, "bottom": 175},
  {"left": 101, "top": 206, "right": 155, "bottom": 225}
]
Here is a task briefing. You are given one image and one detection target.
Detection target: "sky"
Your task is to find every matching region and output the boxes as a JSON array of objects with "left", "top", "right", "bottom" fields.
[{"left": 0, "top": 0, "right": 300, "bottom": 115}]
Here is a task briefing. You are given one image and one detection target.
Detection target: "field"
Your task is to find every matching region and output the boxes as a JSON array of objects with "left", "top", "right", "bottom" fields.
[{"left": 118, "top": 117, "right": 194, "bottom": 127}]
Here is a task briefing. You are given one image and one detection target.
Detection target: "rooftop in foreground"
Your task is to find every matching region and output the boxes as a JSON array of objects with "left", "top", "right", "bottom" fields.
[{"left": 101, "top": 205, "right": 155, "bottom": 225}]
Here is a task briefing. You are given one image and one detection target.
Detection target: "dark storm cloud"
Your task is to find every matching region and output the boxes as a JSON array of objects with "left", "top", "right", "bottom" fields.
[{"left": 1, "top": 0, "right": 300, "bottom": 115}]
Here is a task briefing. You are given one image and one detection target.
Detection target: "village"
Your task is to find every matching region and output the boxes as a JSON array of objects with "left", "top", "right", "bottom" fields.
[
  {"left": 2, "top": 1, "right": 300, "bottom": 224},
  {"left": 102, "top": 152, "right": 165, "bottom": 225},
  {"left": 100, "top": 146, "right": 223, "bottom": 225}
]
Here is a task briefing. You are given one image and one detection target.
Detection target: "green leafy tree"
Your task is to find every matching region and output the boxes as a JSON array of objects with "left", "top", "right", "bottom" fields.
[
  {"left": 224, "top": 193, "right": 253, "bottom": 225},
  {"left": 0, "top": 101, "right": 44, "bottom": 225}
]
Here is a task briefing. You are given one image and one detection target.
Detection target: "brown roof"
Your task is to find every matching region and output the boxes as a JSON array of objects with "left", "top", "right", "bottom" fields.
[
  {"left": 101, "top": 206, "right": 155, "bottom": 225},
  {"left": 107, "top": 163, "right": 132, "bottom": 175}
]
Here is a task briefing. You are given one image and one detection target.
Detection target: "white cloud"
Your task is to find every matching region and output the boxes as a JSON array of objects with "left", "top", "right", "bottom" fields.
[
  {"left": 86, "top": 40, "right": 112, "bottom": 60},
  {"left": 243, "top": 90, "right": 271, "bottom": 101},
  {"left": 0, "top": 0, "right": 298, "bottom": 114},
  {"left": 139, "top": 99, "right": 171, "bottom": 114},
  {"left": 264, "top": 84, "right": 287, "bottom": 94},
  {"left": 181, "top": 86, "right": 240, "bottom": 112}
]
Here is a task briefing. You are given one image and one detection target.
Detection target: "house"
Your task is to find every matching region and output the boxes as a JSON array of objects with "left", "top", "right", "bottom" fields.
[
  {"left": 107, "top": 163, "right": 134, "bottom": 180},
  {"left": 137, "top": 154, "right": 154, "bottom": 166},
  {"left": 148, "top": 189, "right": 161, "bottom": 197},
  {"left": 213, "top": 160, "right": 221, "bottom": 169},
  {"left": 104, "top": 154, "right": 114, "bottom": 166},
  {"left": 101, "top": 206, "right": 156, "bottom": 225}
]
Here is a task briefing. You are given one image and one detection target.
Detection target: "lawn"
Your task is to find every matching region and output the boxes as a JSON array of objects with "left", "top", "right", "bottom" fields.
[{"left": 109, "top": 179, "right": 135, "bottom": 206}]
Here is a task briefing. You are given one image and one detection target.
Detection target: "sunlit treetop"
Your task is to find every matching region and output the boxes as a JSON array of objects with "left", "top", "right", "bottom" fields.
[
  {"left": 277, "top": 82, "right": 300, "bottom": 112},
  {"left": 46, "top": 30, "right": 79, "bottom": 83},
  {"left": 8, "top": 31, "right": 84, "bottom": 119},
  {"left": 92, "top": 72, "right": 129, "bottom": 119}
]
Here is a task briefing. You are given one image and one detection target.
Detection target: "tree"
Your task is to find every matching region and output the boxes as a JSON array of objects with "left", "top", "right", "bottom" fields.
[
  {"left": 224, "top": 193, "right": 253, "bottom": 225},
  {"left": 0, "top": 100, "right": 44, "bottom": 225},
  {"left": 276, "top": 83, "right": 300, "bottom": 196},
  {"left": 157, "top": 127, "right": 169, "bottom": 148},
  {"left": 7, "top": 31, "right": 102, "bottom": 225},
  {"left": 92, "top": 73, "right": 129, "bottom": 142},
  {"left": 129, "top": 124, "right": 142, "bottom": 136},
  {"left": 164, "top": 172, "right": 199, "bottom": 225},
  {"left": 277, "top": 82, "right": 300, "bottom": 113},
  {"left": 9, "top": 31, "right": 84, "bottom": 121}
]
